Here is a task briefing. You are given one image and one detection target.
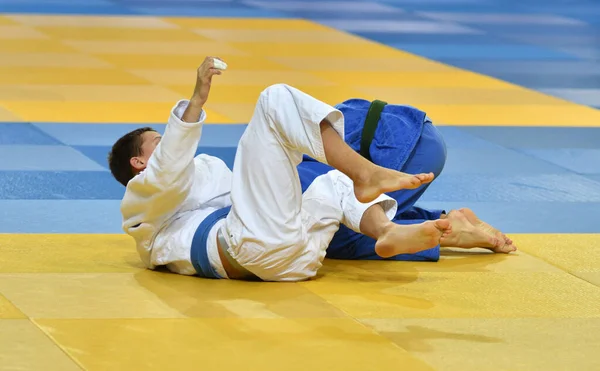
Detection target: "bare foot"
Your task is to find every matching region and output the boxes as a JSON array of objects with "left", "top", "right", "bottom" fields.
[
  {"left": 459, "top": 208, "right": 517, "bottom": 253},
  {"left": 354, "top": 166, "right": 434, "bottom": 203},
  {"left": 441, "top": 210, "right": 504, "bottom": 251},
  {"left": 375, "top": 219, "right": 451, "bottom": 258}
]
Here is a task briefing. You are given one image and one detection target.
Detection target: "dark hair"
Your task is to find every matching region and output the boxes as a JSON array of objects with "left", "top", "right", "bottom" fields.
[{"left": 108, "top": 127, "right": 155, "bottom": 186}]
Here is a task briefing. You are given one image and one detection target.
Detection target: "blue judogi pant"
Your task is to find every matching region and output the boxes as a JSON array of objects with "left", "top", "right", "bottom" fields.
[{"left": 297, "top": 114, "right": 447, "bottom": 262}]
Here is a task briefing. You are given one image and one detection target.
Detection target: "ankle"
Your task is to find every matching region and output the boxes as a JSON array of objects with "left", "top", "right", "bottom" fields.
[{"left": 375, "top": 222, "right": 395, "bottom": 240}]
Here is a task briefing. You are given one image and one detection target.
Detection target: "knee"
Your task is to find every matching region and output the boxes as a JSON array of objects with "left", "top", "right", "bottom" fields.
[
  {"left": 258, "top": 83, "right": 291, "bottom": 107},
  {"left": 422, "top": 121, "right": 447, "bottom": 177}
]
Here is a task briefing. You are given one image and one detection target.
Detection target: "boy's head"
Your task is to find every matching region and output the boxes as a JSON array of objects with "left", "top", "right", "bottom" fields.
[{"left": 107, "top": 127, "right": 162, "bottom": 186}]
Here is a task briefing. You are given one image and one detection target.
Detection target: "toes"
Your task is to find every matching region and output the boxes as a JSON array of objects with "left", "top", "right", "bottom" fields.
[
  {"left": 434, "top": 218, "right": 451, "bottom": 231},
  {"left": 415, "top": 173, "right": 434, "bottom": 183}
]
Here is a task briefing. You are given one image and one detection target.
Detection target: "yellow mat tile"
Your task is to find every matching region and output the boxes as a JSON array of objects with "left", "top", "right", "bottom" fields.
[
  {"left": 421, "top": 103, "right": 600, "bottom": 126},
  {"left": 168, "top": 84, "right": 269, "bottom": 103},
  {"left": 0, "top": 85, "right": 62, "bottom": 100},
  {"left": 96, "top": 53, "right": 291, "bottom": 70},
  {"left": 513, "top": 234, "right": 600, "bottom": 273},
  {"left": 270, "top": 56, "right": 450, "bottom": 72},
  {"left": 0, "top": 101, "right": 231, "bottom": 123},
  {"left": 0, "top": 66, "right": 149, "bottom": 85},
  {"left": 0, "top": 52, "right": 112, "bottom": 68},
  {"left": 0, "top": 294, "right": 25, "bottom": 319},
  {"left": 574, "top": 272, "right": 600, "bottom": 287},
  {"left": 130, "top": 68, "right": 333, "bottom": 86},
  {"left": 173, "top": 85, "right": 375, "bottom": 117},
  {"left": 228, "top": 41, "right": 402, "bottom": 58},
  {"left": 164, "top": 17, "right": 330, "bottom": 31},
  {"left": 0, "top": 273, "right": 185, "bottom": 319},
  {"left": 132, "top": 270, "right": 346, "bottom": 318},
  {"left": 362, "top": 318, "right": 600, "bottom": 371},
  {"left": 0, "top": 104, "right": 23, "bottom": 121},
  {"left": 8, "top": 14, "right": 177, "bottom": 29},
  {"left": 206, "top": 103, "right": 258, "bottom": 122},
  {"left": 194, "top": 29, "right": 365, "bottom": 43},
  {"left": 355, "top": 87, "right": 571, "bottom": 105},
  {"left": 36, "top": 318, "right": 434, "bottom": 371},
  {"left": 301, "top": 271, "right": 600, "bottom": 319},
  {"left": 322, "top": 250, "right": 563, "bottom": 275},
  {"left": 65, "top": 40, "right": 247, "bottom": 55},
  {"left": 0, "top": 84, "right": 182, "bottom": 102},
  {"left": 0, "top": 15, "right": 18, "bottom": 25},
  {"left": 0, "top": 25, "right": 49, "bottom": 39},
  {"left": 0, "top": 234, "right": 144, "bottom": 274},
  {"left": 0, "top": 320, "right": 81, "bottom": 371},
  {"left": 312, "top": 70, "right": 517, "bottom": 89},
  {"left": 0, "top": 38, "right": 76, "bottom": 53},
  {"left": 38, "top": 26, "right": 210, "bottom": 41}
]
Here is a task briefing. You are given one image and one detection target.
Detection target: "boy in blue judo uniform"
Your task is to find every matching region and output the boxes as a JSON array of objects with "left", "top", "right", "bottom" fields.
[{"left": 298, "top": 99, "right": 517, "bottom": 261}]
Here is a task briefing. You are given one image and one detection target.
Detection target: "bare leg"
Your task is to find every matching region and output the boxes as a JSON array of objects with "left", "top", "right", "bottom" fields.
[
  {"left": 359, "top": 203, "right": 451, "bottom": 258},
  {"left": 320, "top": 122, "right": 434, "bottom": 204}
]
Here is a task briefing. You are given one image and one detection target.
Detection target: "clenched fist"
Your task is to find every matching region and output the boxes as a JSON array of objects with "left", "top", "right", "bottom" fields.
[{"left": 190, "top": 56, "right": 225, "bottom": 107}]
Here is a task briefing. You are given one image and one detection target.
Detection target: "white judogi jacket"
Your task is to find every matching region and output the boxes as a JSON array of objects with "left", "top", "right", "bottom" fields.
[{"left": 120, "top": 100, "right": 230, "bottom": 276}]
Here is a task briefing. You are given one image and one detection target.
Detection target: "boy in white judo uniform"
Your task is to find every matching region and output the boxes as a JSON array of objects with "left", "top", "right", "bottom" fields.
[{"left": 108, "top": 57, "right": 452, "bottom": 281}]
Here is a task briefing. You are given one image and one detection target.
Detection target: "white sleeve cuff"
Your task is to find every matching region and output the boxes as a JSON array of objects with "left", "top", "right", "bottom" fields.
[
  {"left": 171, "top": 99, "right": 207, "bottom": 125},
  {"left": 346, "top": 194, "right": 397, "bottom": 233}
]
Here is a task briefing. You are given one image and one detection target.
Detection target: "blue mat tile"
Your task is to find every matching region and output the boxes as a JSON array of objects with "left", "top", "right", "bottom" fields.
[
  {"left": 415, "top": 11, "right": 585, "bottom": 26},
  {"left": 439, "top": 60, "right": 600, "bottom": 76},
  {"left": 0, "top": 171, "right": 124, "bottom": 200},
  {"left": 586, "top": 175, "right": 600, "bottom": 183},
  {"left": 0, "top": 200, "right": 123, "bottom": 233},
  {"left": 281, "top": 11, "right": 419, "bottom": 20},
  {"left": 0, "top": 0, "right": 113, "bottom": 4},
  {"left": 420, "top": 173, "right": 600, "bottom": 202},
  {"left": 460, "top": 127, "right": 600, "bottom": 149},
  {"left": 0, "top": 123, "right": 62, "bottom": 145},
  {"left": 317, "top": 19, "right": 480, "bottom": 34},
  {"left": 131, "top": 6, "right": 291, "bottom": 17},
  {"left": 472, "top": 24, "right": 597, "bottom": 36},
  {"left": 416, "top": 201, "right": 600, "bottom": 233},
  {"left": 442, "top": 147, "right": 569, "bottom": 175},
  {"left": 393, "top": 44, "right": 580, "bottom": 60},
  {"left": 0, "top": 145, "right": 105, "bottom": 171},
  {"left": 538, "top": 88, "right": 600, "bottom": 107},
  {"left": 434, "top": 127, "right": 500, "bottom": 149},
  {"left": 355, "top": 32, "right": 505, "bottom": 45},
  {"left": 75, "top": 145, "right": 237, "bottom": 170},
  {"left": 502, "top": 34, "right": 599, "bottom": 47},
  {"left": 33, "top": 123, "right": 247, "bottom": 147},
  {"left": 459, "top": 73, "right": 600, "bottom": 89},
  {"left": 243, "top": 0, "right": 403, "bottom": 13},
  {"left": 518, "top": 149, "right": 600, "bottom": 175},
  {"left": 556, "top": 46, "right": 600, "bottom": 60},
  {"left": 0, "top": 3, "right": 137, "bottom": 15}
]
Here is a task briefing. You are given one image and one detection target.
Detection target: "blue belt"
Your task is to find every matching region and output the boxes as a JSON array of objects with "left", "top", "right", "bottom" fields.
[{"left": 190, "top": 206, "right": 231, "bottom": 279}]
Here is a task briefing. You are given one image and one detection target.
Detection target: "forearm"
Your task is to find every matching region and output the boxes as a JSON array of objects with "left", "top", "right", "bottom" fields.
[
  {"left": 181, "top": 97, "right": 205, "bottom": 123},
  {"left": 144, "top": 100, "right": 205, "bottom": 188}
]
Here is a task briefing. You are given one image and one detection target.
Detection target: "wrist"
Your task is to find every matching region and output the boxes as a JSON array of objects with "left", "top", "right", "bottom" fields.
[{"left": 189, "top": 96, "right": 205, "bottom": 109}]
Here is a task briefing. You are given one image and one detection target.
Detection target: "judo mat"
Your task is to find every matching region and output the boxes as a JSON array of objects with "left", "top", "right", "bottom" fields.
[{"left": 1, "top": 0, "right": 599, "bottom": 370}]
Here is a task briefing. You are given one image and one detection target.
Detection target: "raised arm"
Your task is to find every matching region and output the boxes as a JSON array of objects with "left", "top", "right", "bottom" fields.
[
  {"left": 142, "top": 57, "right": 223, "bottom": 189},
  {"left": 122, "top": 57, "right": 224, "bottom": 224}
]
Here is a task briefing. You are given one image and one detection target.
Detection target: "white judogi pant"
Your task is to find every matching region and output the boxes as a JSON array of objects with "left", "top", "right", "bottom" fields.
[{"left": 222, "top": 84, "right": 397, "bottom": 281}]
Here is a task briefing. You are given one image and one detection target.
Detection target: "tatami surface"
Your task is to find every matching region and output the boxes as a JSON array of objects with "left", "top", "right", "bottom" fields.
[{"left": 0, "top": 0, "right": 599, "bottom": 370}]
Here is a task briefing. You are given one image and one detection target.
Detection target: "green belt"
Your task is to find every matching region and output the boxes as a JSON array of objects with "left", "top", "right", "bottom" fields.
[{"left": 360, "top": 99, "right": 388, "bottom": 162}]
